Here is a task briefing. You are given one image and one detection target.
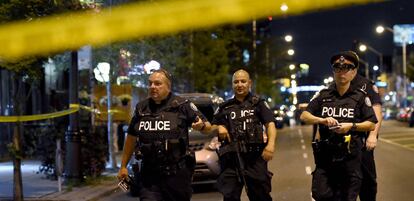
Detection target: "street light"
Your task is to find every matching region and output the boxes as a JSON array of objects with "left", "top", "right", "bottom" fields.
[
  {"left": 287, "top": 49, "right": 295, "bottom": 56},
  {"left": 358, "top": 43, "right": 383, "bottom": 79},
  {"left": 284, "top": 34, "right": 293, "bottom": 42},
  {"left": 93, "top": 62, "right": 117, "bottom": 170},
  {"left": 376, "top": 24, "right": 409, "bottom": 107}
]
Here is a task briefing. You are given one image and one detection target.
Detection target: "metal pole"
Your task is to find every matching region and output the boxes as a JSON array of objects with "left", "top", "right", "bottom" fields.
[
  {"left": 65, "top": 51, "right": 82, "bottom": 182},
  {"left": 107, "top": 79, "right": 117, "bottom": 169},
  {"left": 402, "top": 41, "right": 407, "bottom": 108}
]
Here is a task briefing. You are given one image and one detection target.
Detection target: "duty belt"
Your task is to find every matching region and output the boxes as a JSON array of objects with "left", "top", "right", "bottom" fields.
[{"left": 217, "top": 142, "right": 265, "bottom": 157}]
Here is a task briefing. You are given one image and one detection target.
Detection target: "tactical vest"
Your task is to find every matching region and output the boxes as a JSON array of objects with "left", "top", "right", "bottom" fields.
[
  {"left": 317, "top": 88, "right": 366, "bottom": 161},
  {"left": 223, "top": 95, "right": 264, "bottom": 144},
  {"left": 134, "top": 97, "right": 188, "bottom": 144},
  {"left": 133, "top": 97, "right": 193, "bottom": 176}
]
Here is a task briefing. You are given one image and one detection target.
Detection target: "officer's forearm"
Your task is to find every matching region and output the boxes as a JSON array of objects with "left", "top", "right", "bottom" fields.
[
  {"left": 265, "top": 122, "right": 277, "bottom": 148},
  {"left": 120, "top": 135, "right": 137, "bottom": 169},
  {"left": 370, "top": 104, "right": 383, "bottom": 138},
  {"left": 354, "top": 121, "right": 376, "bottom": 132},
  {"left": 300, "top": 111, "right": 323, "bottom": 124},
  {"left": 199, "top": 121, "right": 212, "bottom": 134}
]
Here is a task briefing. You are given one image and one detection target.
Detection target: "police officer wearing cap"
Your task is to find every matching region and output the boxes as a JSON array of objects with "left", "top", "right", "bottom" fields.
[
  {"left": 331, "top": 51, "right": 383, "bottom": 201},
  {"left": 212, "top": 69, "right": 276, "bottom": 201},
  {"left": 301, "top": 53, "right": 377, "bottom": 201},
  {"left": 117, "top": 68, "right": 211, "bottom": 201}
]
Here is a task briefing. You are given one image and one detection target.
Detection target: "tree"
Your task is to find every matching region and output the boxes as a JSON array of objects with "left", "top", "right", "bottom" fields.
[
  {"left": 92, "top": 25, "right": 249, "bottom": 96},
  {"left": 0, "top": 1, "right": 83, "bottom": 200}
]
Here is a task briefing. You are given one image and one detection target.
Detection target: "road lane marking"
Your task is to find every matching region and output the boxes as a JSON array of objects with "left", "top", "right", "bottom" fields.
[
  {"left": 379, "top": 138, "right": 414, "bottom": 151},
  {"left": 302, "top": 145, "right": 306, "bottom": 150},
  {"left": 387, "top": 137, "right": 414, "bottom": 142},
  {"left": 300, "top": 139, "right": 305, "bottom": 144},
  {"left": 303, "top": 153, "right": 308, "bottom": 159}
]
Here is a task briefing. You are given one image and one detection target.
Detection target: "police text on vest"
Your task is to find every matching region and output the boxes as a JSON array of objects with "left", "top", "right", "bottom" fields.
[
  {"left": 138, "top": 121, "right": 171, "bottom": 131},
  {"left": 321, "top": 107, "right": 354, "bottom": 118}
]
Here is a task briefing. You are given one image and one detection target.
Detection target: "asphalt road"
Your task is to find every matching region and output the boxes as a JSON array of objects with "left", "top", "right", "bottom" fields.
[{"left": 99, "top": 120, "right": 414, "bottom": 201}]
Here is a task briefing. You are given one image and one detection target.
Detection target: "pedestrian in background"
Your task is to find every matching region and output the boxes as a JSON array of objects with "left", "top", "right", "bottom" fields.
[
  {"left": 117, "top": 68, "right": 211, "bottom": 201},
  {"left": 301, "top": 51, "right": 377, "bottom": 201},
  {"left": 213, "top": 69, "right": 277, "bottom": 201}
]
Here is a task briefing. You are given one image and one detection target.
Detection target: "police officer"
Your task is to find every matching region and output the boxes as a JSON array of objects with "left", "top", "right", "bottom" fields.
[
  {"left": 117, "top": 68, "right": 211, "bottom": 201},
  {"left": 301, "top": 52, "right": 377, "bottom": 201},
  {"left": 331, "top": 51, "right": 383, "bottom": 201},
  {"left": 212, "top": 69, "right": 276, "bottom": 201}
]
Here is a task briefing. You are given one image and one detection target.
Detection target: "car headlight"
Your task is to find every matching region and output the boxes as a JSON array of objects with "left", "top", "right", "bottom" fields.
[
  {"left": 207, "top": 136, "right": 221, "bottom": 150},
  {"left": 275, "top": 117, "right": 283, "bottom": 121}
]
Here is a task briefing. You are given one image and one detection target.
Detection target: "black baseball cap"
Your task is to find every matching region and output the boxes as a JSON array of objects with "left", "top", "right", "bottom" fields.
[{"left": 330, "top": 51, "right": 359, "bottom": 68}]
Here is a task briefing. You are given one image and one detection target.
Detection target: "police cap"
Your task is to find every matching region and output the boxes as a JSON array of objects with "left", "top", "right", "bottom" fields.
[{"left": 330, "top": 51, "right": 359, "bottom": 68}]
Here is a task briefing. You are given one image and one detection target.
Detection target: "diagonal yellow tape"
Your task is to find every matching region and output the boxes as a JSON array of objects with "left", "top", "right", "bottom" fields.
[
  {"left": 0, "top": 104, "right": 126, "bottom": 122},
  {"left": 0, "top": 0, "right": 382, "bottom": 60},
  {"left": 0, "top": 104, "right": 80, "bottom": 122}
]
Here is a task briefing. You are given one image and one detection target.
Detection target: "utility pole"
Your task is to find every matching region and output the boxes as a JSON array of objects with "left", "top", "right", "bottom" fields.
[{"left": 64, "top": 51, "right": 82, "bottom": 182}]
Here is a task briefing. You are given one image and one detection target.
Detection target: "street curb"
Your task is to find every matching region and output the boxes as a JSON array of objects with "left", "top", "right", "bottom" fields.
[{"left": 14, "top": 180, "right": 120, "bottom": 201}]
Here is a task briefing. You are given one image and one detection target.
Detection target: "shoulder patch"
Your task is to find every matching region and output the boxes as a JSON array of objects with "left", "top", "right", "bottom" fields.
[
  {"left": 372, "top": 85, "right": 379, "bottom": 93},
  {"left": 365, "top": 97, "right": 372, "bottom": 107},
  {"left": 189, "top": 102, "right": 198, "bottom": 111}
]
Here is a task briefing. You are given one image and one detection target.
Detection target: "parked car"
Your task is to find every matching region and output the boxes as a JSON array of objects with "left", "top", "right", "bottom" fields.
[
  {"left": 178, "top": 93, "right": 223, "bottom": 184},
  {"left": 273, "top": 109, "right": 285, "bottom": 129}
]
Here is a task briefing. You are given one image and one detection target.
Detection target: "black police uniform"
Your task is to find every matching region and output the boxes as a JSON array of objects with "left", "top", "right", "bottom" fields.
[
  {"left": 351, "top": 74, "right": 382, "bottom": 201},
  {"left": 307, "top": 83, "right": 377, "bottom": 201},
  {"left": 212, "top": 93, "right": 274, "bottom": 201},
  {"left": 127, "top": 93, "right": 206, "bottom": 201}
]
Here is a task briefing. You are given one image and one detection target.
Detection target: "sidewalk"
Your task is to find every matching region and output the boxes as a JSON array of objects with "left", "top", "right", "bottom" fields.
[{"left": 0, "top": 157, "right": 121, "bottom": 201}]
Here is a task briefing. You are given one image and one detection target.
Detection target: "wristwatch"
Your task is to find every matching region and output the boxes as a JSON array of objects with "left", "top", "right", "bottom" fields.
[{"left": 351, "top": 122, "right": 357, "bottom": 131}]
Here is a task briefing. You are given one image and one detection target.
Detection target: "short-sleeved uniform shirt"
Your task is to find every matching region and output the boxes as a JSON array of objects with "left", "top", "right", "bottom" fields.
[
  {"left": 127, "top": 93, "right": 207, "bottom": 143},
  {"left": 212, "top": 93, "right": 274, "bottom": 143},
  {"left": 351, "top": 74, "right": 382, "bottom": 106},
  {"left": 307, "top": 83, "right": 377, "bottom": 140}
]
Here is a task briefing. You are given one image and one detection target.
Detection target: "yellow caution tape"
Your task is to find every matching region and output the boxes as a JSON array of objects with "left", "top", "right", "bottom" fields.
[
  {"left": 0, "top": 104, "right": 80, "bottom": 122},
  {"left": 0, "top": 0, "right": 382, "bottom": 60},
  {"left": 0, "top": 104, "right": 126, "bottom": 122}
]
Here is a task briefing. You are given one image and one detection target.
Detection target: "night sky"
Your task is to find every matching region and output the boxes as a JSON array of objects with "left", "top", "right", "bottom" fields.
[{"left": 270, "top": 0, "right": 414, "bottom": 84}]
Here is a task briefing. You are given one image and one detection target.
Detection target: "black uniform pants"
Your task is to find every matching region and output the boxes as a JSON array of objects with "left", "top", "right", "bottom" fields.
[
  {"left": 359, "top": 150, "right": 377, "bottom": 201},
  {"left": 312, "top": 156, "right": 362, "bottom": 201},
  {"left": 217, "top": 153, "right": 272, "bottom": 201},
  {"left": 138, "top": 166, "right": 193, "bottom": 201}
]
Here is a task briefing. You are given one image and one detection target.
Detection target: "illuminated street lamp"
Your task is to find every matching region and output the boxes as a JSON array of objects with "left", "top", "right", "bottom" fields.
[
  {"left": 287, "top": 49, "right": 295, "bottom": 56},
  {"left": 284, "top": 35, "right": 293, "bottom": 42},
  {"left": 280, "top": 3, "right": 288, "bottom": 12},
  {"left": 93, "top": 62, "right": 117, "bottom": 169},
  {"left": 358, "top": 43, "right": 383, "bottom": 78},
  {"left": 289, "top": 64, "right": 295, "bottom": 70},
  {"left": 376, "top": 24, "right": 411, "bottom": 107}
]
